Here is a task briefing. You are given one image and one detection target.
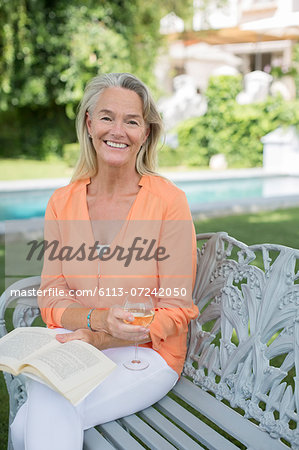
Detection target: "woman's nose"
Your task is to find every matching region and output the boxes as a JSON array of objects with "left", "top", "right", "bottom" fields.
[{"left": 110, "top": 120, "right": 125, "bottom": 137}]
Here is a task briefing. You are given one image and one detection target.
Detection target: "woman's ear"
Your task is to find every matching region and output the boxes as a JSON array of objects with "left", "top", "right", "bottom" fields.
[
  {"left": 86, "top": 111, "right": 92, "bottom": 134},
  {"left": 143, "top": 126, "right": 150, "bottom": 144}
]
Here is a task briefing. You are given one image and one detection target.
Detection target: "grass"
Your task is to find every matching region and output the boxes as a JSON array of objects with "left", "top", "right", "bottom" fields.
[
  {"left": 193, "top": 207, "right": 299, "bottom": 247},
  {"left": 0, "top": 158, "right": 246, "bottom": 180},
  {"left": 0, "top": 207, "right": 299, "bottom": 446},
  {"left": 0, "top": 159, "right": 205, "bottom": 181},
  {"left": 0, "top": 157, "right": 72, "bottom": 180}
]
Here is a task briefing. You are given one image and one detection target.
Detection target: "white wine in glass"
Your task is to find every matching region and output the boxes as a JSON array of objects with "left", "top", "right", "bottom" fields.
[{"left": 123, "top": 297, "right": 155, "bottom": 370}]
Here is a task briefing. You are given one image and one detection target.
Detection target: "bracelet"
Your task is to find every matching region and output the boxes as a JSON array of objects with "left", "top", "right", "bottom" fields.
[{"left": 87, "top": 308, "right": 96, "bottom": 331}]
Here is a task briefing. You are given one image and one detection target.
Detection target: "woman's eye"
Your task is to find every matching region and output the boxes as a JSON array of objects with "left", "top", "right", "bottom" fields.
[
  {"left": 128, "top": 120, "right": 139, "bottom": 126},
  {"left": 101, "top": 116, "right": 112, "bottom": 121}
]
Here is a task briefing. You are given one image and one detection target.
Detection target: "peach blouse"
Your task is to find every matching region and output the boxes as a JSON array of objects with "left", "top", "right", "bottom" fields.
[{"left": 38, "top": 174, "right": 198, "bottom": 375}]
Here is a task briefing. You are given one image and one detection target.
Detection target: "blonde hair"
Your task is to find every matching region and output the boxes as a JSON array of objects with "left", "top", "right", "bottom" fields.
[{"left": 71, "top": 73, "right": 163, "bottom": 182}]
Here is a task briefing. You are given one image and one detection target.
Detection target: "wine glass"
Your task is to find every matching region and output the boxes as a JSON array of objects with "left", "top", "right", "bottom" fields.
[{"left": 123, "top": 296, "right": 155, "bottom": 370}]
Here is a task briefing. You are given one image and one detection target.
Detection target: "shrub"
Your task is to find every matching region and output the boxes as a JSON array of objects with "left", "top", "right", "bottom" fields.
[
  {"left": 0, "top": 105, "right": 76, "bottom": 159},
  {"left": 63, "top": 143, "right": 80, "bottom": 167},
  {"left": 171, "top": 75, "right": 299, "bottom": 169}
]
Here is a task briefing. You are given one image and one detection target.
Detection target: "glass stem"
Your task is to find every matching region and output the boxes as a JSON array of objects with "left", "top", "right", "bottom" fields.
[{"left": 134, "top": 342, "right": 140, "bottom": 363}]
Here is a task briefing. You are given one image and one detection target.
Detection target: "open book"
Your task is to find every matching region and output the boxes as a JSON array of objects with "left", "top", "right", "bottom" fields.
[{"left": 0, "top": 327, "right": 117, "bottom": 405}]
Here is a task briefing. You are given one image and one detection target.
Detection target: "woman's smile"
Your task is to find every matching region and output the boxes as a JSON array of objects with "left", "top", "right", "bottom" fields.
[{"left": 105, "top": 140, "right": 128, "bottom": 149}]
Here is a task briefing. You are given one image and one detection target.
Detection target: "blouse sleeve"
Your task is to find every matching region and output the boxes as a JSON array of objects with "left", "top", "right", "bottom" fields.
[
  {"left": 149, "top": 188, "right": 198, "bottom": 348},
  {"left": 38, "top": 195, "right": 82, "bottom": 328},
  {"left": 150, "top": 305, "right": 198, "bottom": 352}
]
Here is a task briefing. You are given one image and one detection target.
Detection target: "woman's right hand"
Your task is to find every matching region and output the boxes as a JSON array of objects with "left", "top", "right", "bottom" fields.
[{"left": 94, "top": 307, "right": 149, "bottom": 341}]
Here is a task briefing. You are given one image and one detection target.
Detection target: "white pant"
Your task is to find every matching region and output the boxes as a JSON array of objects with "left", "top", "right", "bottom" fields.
[{"left": 10, "top": 346, "right": 178, "bottom": 450}]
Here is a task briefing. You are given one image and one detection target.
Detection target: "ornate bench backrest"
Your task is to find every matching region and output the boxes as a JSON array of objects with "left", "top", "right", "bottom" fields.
[
  {"left": 0, "top": 276, "right": 41, "bottom": 439},
  {"left": 0, "top": 276, "right": 41, "bottom": 336},
  {"left": 185, "top": 232, "right": 299, "bottom": 448}
]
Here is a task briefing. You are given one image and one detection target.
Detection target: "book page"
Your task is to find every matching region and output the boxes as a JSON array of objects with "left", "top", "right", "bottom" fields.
[
  {"left": 23, "top": 363, "right": 111, "bottom": 405},
  {"left": 0, "top": 327, "right": 56, "bottom": 372},
  {"left": 24, "top": 339, "right": 115, "bottom": 388},
  {"left": 22, "top": 338, "right": 116, "bottom": 404},
  {"left": 0, "top": 327, "right": 116, "bottom": 404}
]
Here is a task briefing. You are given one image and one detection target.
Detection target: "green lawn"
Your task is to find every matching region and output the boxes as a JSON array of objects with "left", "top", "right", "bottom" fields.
[
  {"left": 0, "top": 158, "right": 203, "bottom": 182},
  {"left": 0, "top": 158, "right": 72, "bottom": 180},
  {"left": 0, "top": 207, "right": 298, "bottom": 445},
  {"left": 193, "top": 207, "right": 299, "bottom": 247}
]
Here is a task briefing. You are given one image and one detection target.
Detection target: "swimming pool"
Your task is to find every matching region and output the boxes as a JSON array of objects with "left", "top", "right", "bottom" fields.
[
  {"left": 1, "top": 174, "right": 299, "bottom": 221},
  {"left": 0, "top": 188, "right": 56, "bottom": 221},
  {"left": 176, "top": 175, "right": 299, "bottom": 205}
]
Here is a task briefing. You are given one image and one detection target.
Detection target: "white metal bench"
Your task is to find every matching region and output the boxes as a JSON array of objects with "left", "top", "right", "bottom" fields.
[{"left": 1, "top": 231, "right": 299, "bottom": 449}]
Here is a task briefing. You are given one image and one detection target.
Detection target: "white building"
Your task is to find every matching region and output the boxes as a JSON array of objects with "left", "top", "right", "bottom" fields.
[{"left": 157, "top": 0, "right": 299, "bottom": 94}]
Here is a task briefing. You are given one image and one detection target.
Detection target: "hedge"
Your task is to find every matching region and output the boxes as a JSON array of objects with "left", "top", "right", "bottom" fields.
[{"left": 158, "top": 75, "right": 299, "bottom": 169}]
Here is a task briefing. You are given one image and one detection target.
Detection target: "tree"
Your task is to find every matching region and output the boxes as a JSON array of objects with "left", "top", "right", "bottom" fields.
[
  {"left": 0, "top": 0, "right": 131, "bottom": 157},
  {"left": 0, "top": 0, "right": 194, "bottom": 158},
  {"left": 0, "top": 1, "right": 131, "bottom": 112}
]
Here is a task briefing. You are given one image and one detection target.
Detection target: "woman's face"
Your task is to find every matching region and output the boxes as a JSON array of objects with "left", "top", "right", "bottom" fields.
[{"left": 86, "top": 87, "right": 149, "bottom": 170}]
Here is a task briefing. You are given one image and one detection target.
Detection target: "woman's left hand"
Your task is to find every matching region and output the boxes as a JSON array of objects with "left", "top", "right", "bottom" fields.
[
  {"left": 56, "top": 329, "right": 101, "bottom": 348},
  {"left": 55, "top": 328, "right": 151, "bottom": 350}
]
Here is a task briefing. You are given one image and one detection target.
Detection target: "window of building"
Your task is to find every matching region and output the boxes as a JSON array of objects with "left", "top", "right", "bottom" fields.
[{"left": 249, "top": 52, "right": 272, "bottom": 71}]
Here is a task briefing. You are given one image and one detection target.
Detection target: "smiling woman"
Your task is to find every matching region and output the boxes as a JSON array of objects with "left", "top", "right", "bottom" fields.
[{"left": 9, "top": 73, "right": 198, "bottom": 450}]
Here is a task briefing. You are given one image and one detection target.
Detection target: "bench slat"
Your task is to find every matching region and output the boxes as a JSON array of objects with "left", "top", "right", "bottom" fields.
[
  {"left": 157, "top": 395, "right": 239, "bottom": 450},
  {"left": 139, "top": 405, "right": 205, "bottom": 449},
  {"left": 120, "top": 414, "right": 176, "bottom": 450},
  {"left": 97, "top": 421, "right": 144, "bottom": 449},
  {"left": 173, "top": 378, "right": 288, "bottom": 450},
  {"left": 83, "top": 427, "right": 115, "bottom": 450}
]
